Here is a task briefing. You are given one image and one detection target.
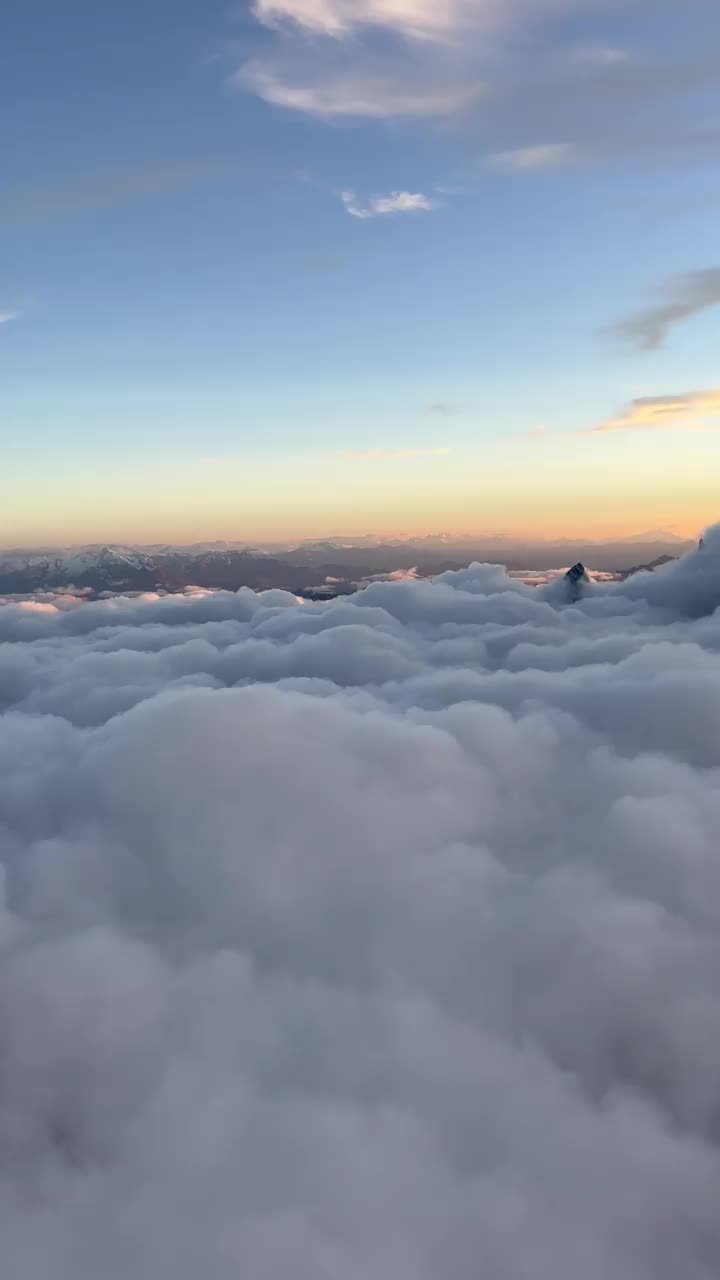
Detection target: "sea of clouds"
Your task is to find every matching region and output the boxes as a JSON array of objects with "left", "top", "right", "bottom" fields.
[{"left": 2, "top": 527, "right": 720, "bottom": 1278}]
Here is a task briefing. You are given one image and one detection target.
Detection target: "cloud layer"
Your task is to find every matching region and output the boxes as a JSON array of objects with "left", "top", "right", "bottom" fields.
[{"left": 2, "top": 532, "right": 720, "bottom": 1277}]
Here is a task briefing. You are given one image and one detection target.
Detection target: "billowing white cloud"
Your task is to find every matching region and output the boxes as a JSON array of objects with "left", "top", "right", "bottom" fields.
[
  {"left": 340, "top": 189, "right": 437, "bottom": 217},
  {"left": 2, "top": 530, "right": 720, "bottom": 1277}
]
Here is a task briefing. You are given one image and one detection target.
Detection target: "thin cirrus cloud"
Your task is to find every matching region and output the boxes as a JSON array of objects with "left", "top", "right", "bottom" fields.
[
  {"left": 237, "top": 0, "right": 534, "bottom": 120},
  {"left": 235, "top": 62, "right": 481, "bottom": 118},
  {"left": 0, "top": 162, "right": 218, "bottom": 228},
  {"left": 235, "top": 0, "right": 720, "bottom": 197},
  {"left": 340, "top": 447, "right": 450, "bottom": 459},
  {"left": 609, "top": 268, "right": 720, "bottom": 350},
  {"left": 589, "top": 389, "right": 720, "bottom": 434},
  {"left": 0, "top": 309, "right": 20, "bottom": 325},
  {"left": 340, "top": 189, "right": 437, "bottom": 218},
  {"left": 233, "top": 3, "right": 720, "bottom": 236},
  {"left": 251, "top": 0, "right": 593, "bottom": 43},
  {"left": 251, "top": 0, "right": 491, "bottom": 40},
  {"left": 236, "top": 0, "right": 589, "bottom": 122},
  {"left": 490, "top": 126, "right": 720, "bottom": 179},
  {"left": 490, "top": 142, "right": 583, "bottom": 172}
]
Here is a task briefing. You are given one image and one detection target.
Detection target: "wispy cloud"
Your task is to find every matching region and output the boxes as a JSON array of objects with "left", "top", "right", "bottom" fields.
[
  {"left": 609, "top": 268, "right": 720, "bottom": 350},
  {"left": 0, "top": 310, "right": 20, "bottom": 326},
  {"left": 236, "top": 0, "right": 720, "bottom": 180},
  {"left": 570, "top": 44, "right": 630, "bottom": 66},
  {"left": 251, "top": 0, "right": 596, "bottom": 44},
  {"left": 490, "top": 142, "right": 583, "bottom": 172},
  {"left": 488, "top": 125, "right": 720, "bottom": 186},
  {"left": 253, "top": 0, "right": 493, "bottom": 42},
  {"left": 237, "top": 0, "right": 488, "bottom": 120},
  {"left": 340, "top": 447, "right": 450, "bottom": 460},
  {"left": 589, "top": 389, "right": 720, "bottom": 434},
  {"left": 236, "top": 63, "right": 481, "bottom": 118},
  {"left": 340, "top": 189, "right": 437, "bottom": 218},
  {"left": 427, "top": 402, "right": 461, "bottom": 416},
  {"left": 0, "top": 162, "right": 216, "bottom": 228}
]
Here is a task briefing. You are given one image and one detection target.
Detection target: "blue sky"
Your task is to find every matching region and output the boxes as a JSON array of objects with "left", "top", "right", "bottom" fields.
[{"left": 2, "top": 0, "right": 720, "bottom": 542}]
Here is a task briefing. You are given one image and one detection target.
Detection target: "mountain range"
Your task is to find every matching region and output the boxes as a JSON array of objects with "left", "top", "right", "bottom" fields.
[{"left": 0, "top": 534, "right": 693, "bottom": 599}]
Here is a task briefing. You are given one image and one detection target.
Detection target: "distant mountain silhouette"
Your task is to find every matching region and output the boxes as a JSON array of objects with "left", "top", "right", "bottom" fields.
[
  {"left": 617, "top": 554, "right": 677, "bottom": 581},
  {"left": 0, "top": 535, "right": 693, "bottom": 598}
]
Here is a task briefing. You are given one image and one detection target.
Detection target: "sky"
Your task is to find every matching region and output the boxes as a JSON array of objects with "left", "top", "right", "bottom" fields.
[{"left": 2, "top": 0, "right": 720, "bottom": 544}]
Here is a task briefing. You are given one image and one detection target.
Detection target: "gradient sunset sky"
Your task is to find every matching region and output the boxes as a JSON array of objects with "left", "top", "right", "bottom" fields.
[{"left": 3, "top": 0, "right": 720, "bottom": 545}]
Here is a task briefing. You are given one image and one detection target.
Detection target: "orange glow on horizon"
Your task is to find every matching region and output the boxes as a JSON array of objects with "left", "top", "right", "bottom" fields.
[
  {"left": 2, "top": 507, "right": 712, "bottom": 549},
  {"left": 2, "top": 440, "right": 717, "bottom": 548}
]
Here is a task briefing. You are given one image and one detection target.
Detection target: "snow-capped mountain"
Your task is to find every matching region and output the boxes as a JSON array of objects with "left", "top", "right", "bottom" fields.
[
  {"left": 0, "top": 544, "right": 345, "bottom": 597},
  {"left": 60, "top": 545, "right": 156, "bottom": 575},
  {"left": 0, "top": 533, "right": 694, "bottom": 600},
  {"left": 0, "top": 545, "right": 158, "bottom": 592}
]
